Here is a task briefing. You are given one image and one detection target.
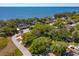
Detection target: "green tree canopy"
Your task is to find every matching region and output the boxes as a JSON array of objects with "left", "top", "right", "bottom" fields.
[{"left": 29, "top": 37, "right": 51, "bottom": 54}]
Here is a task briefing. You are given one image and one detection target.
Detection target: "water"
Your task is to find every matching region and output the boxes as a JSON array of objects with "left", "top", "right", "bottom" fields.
[{"left": 0, "top": 7, "right": 79, "bottom": 20}]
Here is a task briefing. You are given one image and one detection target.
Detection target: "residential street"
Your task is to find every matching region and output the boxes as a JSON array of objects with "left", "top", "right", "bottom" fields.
[{"left": 11, "top": 29, "right": 32, "bottom": 56}]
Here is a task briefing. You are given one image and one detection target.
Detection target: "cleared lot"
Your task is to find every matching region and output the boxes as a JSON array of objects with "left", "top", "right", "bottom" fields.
[{"left": 0, "top": 37, "right": 22, "bottom": 56}]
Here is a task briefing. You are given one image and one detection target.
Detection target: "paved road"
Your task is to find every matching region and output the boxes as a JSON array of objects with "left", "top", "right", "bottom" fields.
[{"left": 11, "top": 29, "right": 32, "bottom": 56}]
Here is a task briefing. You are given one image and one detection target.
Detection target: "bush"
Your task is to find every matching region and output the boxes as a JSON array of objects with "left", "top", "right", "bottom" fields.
[{"left": 0, "top": 37, "right": 8, "bottom": 49}]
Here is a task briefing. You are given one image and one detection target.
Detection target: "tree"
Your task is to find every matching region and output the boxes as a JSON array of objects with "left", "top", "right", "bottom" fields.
[
  {"left": 0, "top": 20, "right": 4, "bottom": 24},
  {"left": 72, "top": 30, "right": 79, "bottom": 43},
  {"left": 7, "top": 19, "right": 16, "bottom": 27},
  {"left": 72, "top": 24, "right": 79, "bottom": 43},
  {"left": 32, "top": 22, "right": 52, "bottom": 36},
  {"left": 54, "top": 12, "right": 74, "bottom": 19},
  {"left": 22, "top": 23, "right": 52, "bottom": 47},
  {"left": 0, "top": 25, "right": 17, "bottom": 36},
  {"left": 0, "top": 20, "right": 5, "bottom": 27},
  {"left": 22, "top": 32, "right": 38, "bottom": 46},
  {"left": 48, "top": 26, "right": 71, "bottom": 41},
  {"left": 53, "top": 19, "right": 67, "bottom": 28},
  {"left": 50, "top": 41, "right": 68, "bottom": 56},
  {"left": 29, "top": 37, "right": 51, "bottom": 55}
]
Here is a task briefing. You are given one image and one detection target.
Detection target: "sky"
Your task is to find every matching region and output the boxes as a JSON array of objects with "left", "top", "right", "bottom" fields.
[{"left": 0, "top": 7, "right": 79, "bottom": 20}]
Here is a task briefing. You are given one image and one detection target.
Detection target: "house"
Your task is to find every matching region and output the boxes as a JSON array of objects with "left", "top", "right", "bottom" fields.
[
  {"left": 16, "top": 22, "right": 30, "bottom": 31},
  {"left": 65, "top": 45, "right": 79, "bottom": 56}
]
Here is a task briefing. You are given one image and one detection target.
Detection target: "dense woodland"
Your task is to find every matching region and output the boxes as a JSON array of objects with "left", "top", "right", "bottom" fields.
[{"left": 1, "top": 11, "right": 79, "bottom": 56}]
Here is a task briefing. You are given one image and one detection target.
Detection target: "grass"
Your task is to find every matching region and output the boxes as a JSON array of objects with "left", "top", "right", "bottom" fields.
[
  {"left": 0, "top": 37, "right": 8, "bottom": 50},
  {"left": 4, "top": 48, "right": 23, "bottom": 56},
  {"left": 0, "top": 37, "right": 23, "bottom": 56}
]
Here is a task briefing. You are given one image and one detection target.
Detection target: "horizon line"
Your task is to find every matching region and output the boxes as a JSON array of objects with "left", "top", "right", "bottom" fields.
[{"left": 0, "top": 3, "right": 79, "bottom": 7}]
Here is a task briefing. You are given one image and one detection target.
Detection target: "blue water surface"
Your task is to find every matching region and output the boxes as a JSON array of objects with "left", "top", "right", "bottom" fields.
[{"left": 0, "top": 7, "right": 79, "bottom": 20}]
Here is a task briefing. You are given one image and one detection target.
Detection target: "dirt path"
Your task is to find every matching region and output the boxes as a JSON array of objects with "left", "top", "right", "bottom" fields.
[{"left": 0, "top": 37, "right": 17, "bottom": 55}]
